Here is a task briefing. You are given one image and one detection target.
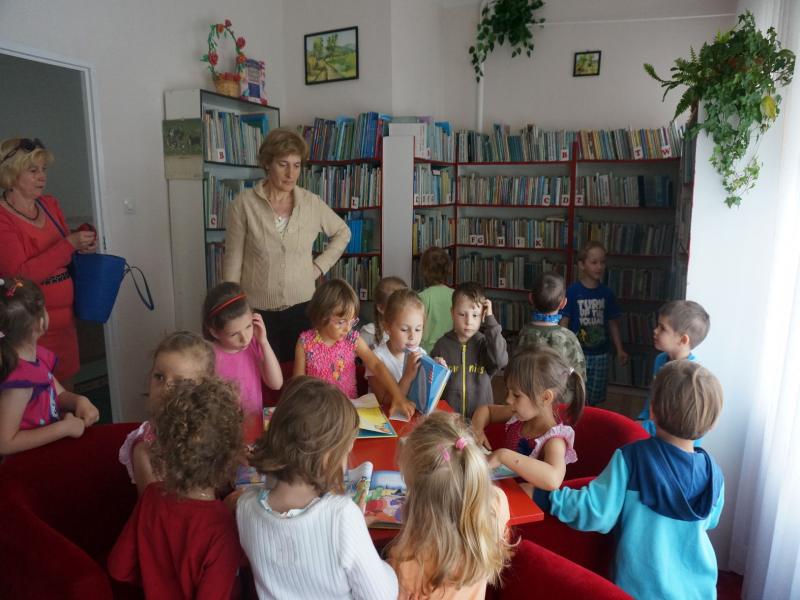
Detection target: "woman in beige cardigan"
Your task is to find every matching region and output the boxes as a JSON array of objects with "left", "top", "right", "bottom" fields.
[{"left": 223, "top": 129, "right": 350, "bottom": 361}]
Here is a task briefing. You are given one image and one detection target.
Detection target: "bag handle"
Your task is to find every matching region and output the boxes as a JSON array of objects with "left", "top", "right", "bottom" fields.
[
  {"left": 37, "top": 198, "right": 68, "bottom": 238},
  {"left": 124, "top": 264, "right": 155, "bottom": 311}
]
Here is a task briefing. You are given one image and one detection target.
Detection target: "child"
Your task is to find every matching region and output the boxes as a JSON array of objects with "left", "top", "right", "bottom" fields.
[
  {"left": 639, "top": 300, "right": 710, "bottom": 435},
  {"left": 419, "top": 246, "right": 454, "bottom": 352},
  {"left": 367, "top": 288, "right": 427, "bottom": 398},
  {"left": 119, "top": 330, "right": 216, "bottom": 495},
  {"left": 294, "top": 278, "right": 414, "bottom": 418},
  {"left": 535, "top": 360, "right": 724, "bottom": 600},
  {"left": 472, "top": 346, "right": 585, "bottom": 493},
  {"left": 0, "top": 277, "right": 98, "bottom": 455},
  {"left": 109, "top": 378, "right": 244, "bottom": 599},
  {"left": 431, "top": 282, "right": 508, "bottom": 418},
  {"left": 389, "top": 411, "right": 513, "bottom": 599},
  {"left": 203, "top": 282, "right": 283, "bottom": 443},
  {"left": 518, "top": 272, "right": 586, "bottom": 380},
  {"left": 560, "top": 241, "right": 628, "bottom": 405},
  {"left": 237, "top": 376, "right": 398, "bottom": 599},
  {"left": 360, "top": 276, "right": 407, "bottom": 349}
]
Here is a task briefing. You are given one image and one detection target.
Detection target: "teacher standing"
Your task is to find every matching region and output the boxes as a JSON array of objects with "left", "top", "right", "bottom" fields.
[
  {"left": 0, "top": 137, "right": 97, "bottom": 382},
  {"left": 223, "top": 128, "right": 350, "bottom": 362}
]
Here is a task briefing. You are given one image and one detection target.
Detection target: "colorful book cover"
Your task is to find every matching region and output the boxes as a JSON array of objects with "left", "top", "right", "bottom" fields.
[
  {"left": 345, "top": 462, "right": 406, "bottom": 529},
  {"left": 351, "top": 394, "right": 397, "bottom": 438},
  {"left": 406, "top": 352, "right": 451, "bottom": 415}
]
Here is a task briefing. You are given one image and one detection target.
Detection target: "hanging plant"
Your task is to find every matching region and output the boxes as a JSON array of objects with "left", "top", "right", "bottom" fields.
[
  {"left": 469, "top": 0, "right": 545, "bottom": 81},
  {"left": 644, "top": 11, "right": 795, "bottom": 207}
]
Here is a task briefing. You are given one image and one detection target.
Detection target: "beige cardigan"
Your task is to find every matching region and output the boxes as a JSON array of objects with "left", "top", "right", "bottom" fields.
[{"left": 223, "top": 181, "right": 351, "bottom": 310}]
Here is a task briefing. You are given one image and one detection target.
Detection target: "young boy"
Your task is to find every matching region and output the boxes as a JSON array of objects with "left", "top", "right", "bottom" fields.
[
  {"left": 639, "top": 299, "right": 711, "bottom": 435},
  {"left": 108, "top": 378, "right": 244, "bottom": 599},
  {"left": 560, "top": 241, "right": 627, "bottom": 405},
  {"left": 432, "top": 282, "right": 508, "bottom": 418},
  {"left": 518, "top": 272, "right": 586, "bottom": 380},
  {"left": 419, "top": 246, "right": 454, "bottom": 353},
  {"left": 535, "top": 360, "right": 724, "bottom": 600}
]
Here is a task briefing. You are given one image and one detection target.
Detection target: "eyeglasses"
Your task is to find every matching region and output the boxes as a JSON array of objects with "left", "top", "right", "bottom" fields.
[{"left": 1, "top": 138, "right": 46, "bottom": 164}]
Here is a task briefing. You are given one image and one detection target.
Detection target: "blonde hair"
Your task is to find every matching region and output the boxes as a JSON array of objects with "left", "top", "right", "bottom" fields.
[
  {"left": 391, "top": 412, "right": 513, "bottom": 593},
  {"left": 382, "top": 288, "right": 425, "bottom": 332},
  {"left": 152, "top": 330, "right": 216, "bottom": 378},
  {"left": 250, "top": 376, "right": 359, "bottom": 494},
  {"left": 505, "top": 346, "right": 585, "bottom": 426},
  {"left": 307, "top": 278, "right": 360, "bottom": 329},
  {"left": 373, "top": 277, "right": 408, "bottom": 343},
  {"left": 651, "top": 360, "right": 723, "bottom": 440},
  {"left": 0, "top": 137, "right": 54, "bottom": 190},
  {"left": 258, "top": 128, "right": 308, "bottom": 171}
]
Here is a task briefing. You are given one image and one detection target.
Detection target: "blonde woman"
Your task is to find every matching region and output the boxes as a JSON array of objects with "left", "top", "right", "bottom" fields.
[
  {"left": 389, "top": 411, "right": 514, "bottom": 599},
  {"left": 223, "top": 128, "right": 351, "bottom": 361}
]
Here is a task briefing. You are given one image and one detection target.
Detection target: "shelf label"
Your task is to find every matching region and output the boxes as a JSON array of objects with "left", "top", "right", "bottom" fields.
[
  {"left": 534, "top": 238, "right": 544, "bottom": 248},
  {"left": 561, "top": 195, "right": 570, "bottom": 206},
  {"left": 633, "top": 147, "right": 644, "bottom": 160},
  {"left": 560, "top": 148, "right": 569, "bottom": 161},
  {"left": 351, "top": 196, "right": 360, "bottom": 209},
  {"left": 498, "top": 277, "right": 507, "bottom": 288},
  {"left": 575, "top": 194, "right": 584, "bottom": 206},
  {"left": 215, "top": 148, "right": 226, "bottom": 162},
  {"left": 469, "top": 234, "right": 478, "bottom": 245},
  {"left": 476, "top": 234, "right": 485, "bottom": 245},
  {"left": 496, "top": 236, "right": 506, "bottom": 246},
  {"left": 413, "top": 193, "right": 420, "bottom": 206},
  {"left": 515, "top": 236, "right": 526, "bottom": 248},
  {"left": 434, "top": 238, "right": 441, "bottom": 247},
  {"left": 660, "top": 145, "right": 672, "bottom": 158},
  {"left": 542, "top": 194, "right": 551, "bottom": 206},
  {"left": 209, "top": 214, "right": 218, "bottom": 228},
  {"left": 359, "top": 288, "right": 368, "bottom": 301}
]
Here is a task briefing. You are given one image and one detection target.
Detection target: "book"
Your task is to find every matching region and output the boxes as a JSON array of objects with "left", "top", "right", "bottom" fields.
[
  {"left": 405, "top": 352, "right": 451, "bottom": 415},
  {"left": 345, "top": 461, "right": 406, "bottom": 528},
  {"left": 352, "top": 394, "right": 397, "bottom": 438}
]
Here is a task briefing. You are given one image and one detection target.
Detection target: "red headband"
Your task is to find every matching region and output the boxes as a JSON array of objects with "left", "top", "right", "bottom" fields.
[{"left": 209, "top": 293, "right": 247, "bottom": 318}]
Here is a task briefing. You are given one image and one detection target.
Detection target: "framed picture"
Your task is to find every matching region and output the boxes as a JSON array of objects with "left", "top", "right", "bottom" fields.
[
  {"left": 573, "top": 51, "right": 601, "bottom": 77},
  {"left": 304, "top": 26, "right": 359, "bottom": 85}
]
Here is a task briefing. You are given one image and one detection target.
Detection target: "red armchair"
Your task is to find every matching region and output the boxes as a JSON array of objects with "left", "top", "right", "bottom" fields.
[{"left": 0, "top": 423, "right": 142, "bottom": 600}]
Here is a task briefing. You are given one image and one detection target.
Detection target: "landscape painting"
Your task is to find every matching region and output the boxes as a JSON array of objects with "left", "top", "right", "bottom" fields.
[{"left": 305, "top": 27, "right": 359, "bottom": 85}]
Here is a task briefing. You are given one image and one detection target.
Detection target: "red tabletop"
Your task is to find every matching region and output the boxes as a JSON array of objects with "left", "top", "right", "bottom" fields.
[{"left": 350, "top": 401, "right": 543, "bottom": 542}]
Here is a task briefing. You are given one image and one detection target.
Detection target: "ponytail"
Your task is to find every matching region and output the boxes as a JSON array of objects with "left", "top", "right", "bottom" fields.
[
  {"left": 0, "top": 277, "right": 46, "bottom": 382},
  {"left": 564, "top": 369, "right": 585, "bottom": 425},
  {"left": 0, "top": 337, "right": 19, "bottom": 383}
]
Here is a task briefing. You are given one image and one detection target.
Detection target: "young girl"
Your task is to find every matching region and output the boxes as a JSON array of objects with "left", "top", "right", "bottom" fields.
[
  {"left": 471, "top": 345, "right": 585, "bottom": 493},
  {"left": 109, "top": 377, "right": 244, "bottom": 598},
  {"left": 237, "top": 376, "right": 398, "bottom": 599},
  {"left": 389, "top": 411, "right": 513, "bottom": 599},
  {"left": 294, "top": 278, "right": 414, "bottom": 419},
  {"left": 0, "top": 277, "right": 99, "bottom": 455},
  {"left": 119, "top": 330, "right": 216, "bottom": 495},
  {"left": 367, "top": 288, "right": 429, "bottom": 398},
  {"left": 203, "top": 282, "right": 283, "bottom": 443},
  {"left": 359, "top": 276, "right": 407, "bottom": 349}
]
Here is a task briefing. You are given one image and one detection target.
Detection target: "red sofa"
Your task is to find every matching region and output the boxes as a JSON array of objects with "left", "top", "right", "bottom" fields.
[{"left": 0, "top": 423, "right": 142, "bottom": 600}]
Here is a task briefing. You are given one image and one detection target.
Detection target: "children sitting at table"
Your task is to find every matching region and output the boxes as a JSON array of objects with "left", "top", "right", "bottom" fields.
[
  {"left": 431, "top": 282, "right": 508, "bottom": 418},
  {"left": 535, "top": 360, "right": 724, "bottom": 600},
  {"left": 294, "top": 278, "right": 414, "bottom": 418},
  {"left": 108, "top": 377, "right": 244, "bottom": 598},
  {"left": 471, "top": 346, "right": 585, "bottom": 494},
  {"left": 237, "top": 376, "right": 398, "bottom": 600},
  {"left": 389, "top": 411, "right": 513, "bottom": 599}
]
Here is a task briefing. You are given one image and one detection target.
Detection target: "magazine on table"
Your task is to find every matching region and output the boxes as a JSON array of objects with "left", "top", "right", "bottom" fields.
[{"left": 346, "top": 461, "right": 406, "bottom": 528}]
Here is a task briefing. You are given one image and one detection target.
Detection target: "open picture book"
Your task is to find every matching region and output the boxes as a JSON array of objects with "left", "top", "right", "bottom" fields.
[
  {"left": 406, "top": 351, "right": 451, "bottom": 415},
  {"left": 346, "top": 461, "right": 406, "bottom": 529},
  {"left": 352, "top": 394, "right": 397, "bottom": 438}
]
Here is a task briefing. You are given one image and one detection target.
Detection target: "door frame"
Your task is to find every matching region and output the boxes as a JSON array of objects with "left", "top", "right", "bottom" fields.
[{"left": 0, "top": 40, "right": 123, "bottom": 421}]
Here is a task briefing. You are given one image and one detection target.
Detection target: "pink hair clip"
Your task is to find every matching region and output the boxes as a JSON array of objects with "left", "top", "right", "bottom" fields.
[
  {"left": 455, "top": 437, "right": 467, "bottom": 451},
  {"left": 439, "top": 444, "right": 451, "bottom": 463},
  {"left": 5, "top": 279, "right": 23, "bottom": 298}
]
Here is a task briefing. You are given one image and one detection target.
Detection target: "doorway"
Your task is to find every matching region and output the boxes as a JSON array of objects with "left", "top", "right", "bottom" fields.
[{"left": 0, "top": 47, "right": 117, "bottom": 423}]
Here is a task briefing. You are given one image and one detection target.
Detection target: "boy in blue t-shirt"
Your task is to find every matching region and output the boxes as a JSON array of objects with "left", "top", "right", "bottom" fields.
[
  {"left": 639, "top": 300, "right": 710, "bottom": 436},
  {"left": 560, "top": 241, "right": 627, "bottom": 405}
]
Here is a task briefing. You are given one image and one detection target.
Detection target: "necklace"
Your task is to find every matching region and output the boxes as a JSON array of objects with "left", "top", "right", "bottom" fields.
[{"left": 4, "top": 194, "right": 39, "bottom": 221}]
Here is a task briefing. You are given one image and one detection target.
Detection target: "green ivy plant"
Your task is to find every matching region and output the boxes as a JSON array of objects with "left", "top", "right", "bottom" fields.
[
  {"left": 644, "top": 11, "right": 795, "bottom": 207},
  {"left": 469, "top": 0, "right": 545, "bottom": 81}
]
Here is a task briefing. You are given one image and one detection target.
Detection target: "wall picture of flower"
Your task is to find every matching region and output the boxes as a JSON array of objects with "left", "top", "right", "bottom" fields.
[
  {"left": 305, "top": 27, "right": 359, "bottom": 85},
  {"left": 573, "top": 51, "right": 601, "bottom": 77}
]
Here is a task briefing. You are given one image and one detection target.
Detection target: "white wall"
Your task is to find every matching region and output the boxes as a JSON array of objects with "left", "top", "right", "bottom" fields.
[
  {"left": 0, "top": 0, "right": 285, "bottom": 421},
  {"left": 0, "top": 54, "right": 93, "bottom": 225}
]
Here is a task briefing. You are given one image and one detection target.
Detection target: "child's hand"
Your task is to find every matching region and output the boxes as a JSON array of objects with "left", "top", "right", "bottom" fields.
[
  {"left": 617, "top": 350, "right": 630, "bottom": 366},
  {"left": 61, "top": 412, "right": 86, "bottom": 439},
  {"left": 481, "top": 298, "right": 493, "bottom": 318},
  {"left": 434, "top": 357, "right": 447, "bottom": 368},
  {"left": 403, "top": 350, "right": 422, "bottom": 380},
  {"left": 390, "top": 396, "right": 416, "bottom": 420},
  {"left": 252, "top": 312, "right": 268, "bottom": 345},
  {"left": 74, "top": 396, "right": 99, "bottom": 427},
  {"left": 487, "top": 448, "right": 504, "bottom": 469},
  {"left": 471, "top": 425, "right": 491, "bottom": 450}
]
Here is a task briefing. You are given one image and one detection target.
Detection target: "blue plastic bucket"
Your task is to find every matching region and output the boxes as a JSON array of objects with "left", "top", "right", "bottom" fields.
[{"left": 71, "top": 253, "right": 127, "bottom": 323}]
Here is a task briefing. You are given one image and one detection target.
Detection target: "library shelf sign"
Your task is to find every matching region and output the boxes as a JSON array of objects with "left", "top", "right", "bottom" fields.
[{"left": 305, "top": 26, "right": 359, "bottom": 85}]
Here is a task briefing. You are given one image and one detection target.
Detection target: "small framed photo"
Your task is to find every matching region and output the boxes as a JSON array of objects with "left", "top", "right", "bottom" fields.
[
  {"left": 573, "top": 51, "right": 601, "bottom": 77},
  {"left": 305, "top": 26, "right": 359, "bottom": 85}
]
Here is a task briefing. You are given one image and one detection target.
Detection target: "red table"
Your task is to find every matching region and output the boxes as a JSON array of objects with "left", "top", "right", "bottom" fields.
[{"left": 350, "top": 402, "right": 543, "bottom": 542}]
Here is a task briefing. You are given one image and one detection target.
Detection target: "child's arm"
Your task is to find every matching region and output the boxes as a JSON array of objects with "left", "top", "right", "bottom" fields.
[
  {"left": 252, "top": 312, "right": 283, "bottom": 390},
  {"left": 488, "top": 437, "right": 568, "bottom": 491},
  {"left": 396, "top": 350, "right": 422, "bottom": 396},
  {"left": 340, "top": 502, "right": 399, "bottom": 600},
  {"left": 0, "top": 388, "right": 85, "bottom": 455},
  {"left": 608, "top": 319, "right": 629, "bottom": 365},
  {"left": 54, "top": 377, "right": 99, "bottom": 426},
  {"left": 356, "top": 338, "right": 415, "bottom": 419},
  {"left": 470, "top": 404, "right": 514, "bottom": 449},
  {"left": 132, "top": 441, "right": 157, "bottom": 496},
  {"left": 293, "top": 340, "right": 307, "bottom": 378},
  {"left": 480, "top": 300, "right": 508, "bottom": 373}
]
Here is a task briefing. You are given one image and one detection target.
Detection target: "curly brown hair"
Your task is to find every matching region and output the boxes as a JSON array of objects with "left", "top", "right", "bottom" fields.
[
  {"left": 150, "top": 377, "right": 244, "bottom": 495},
  {"left": 420, "top": 247, "right": 451, "bottom": 286},
  {"left": 250, "top": 376, "right": 359, "bottom": 494}
]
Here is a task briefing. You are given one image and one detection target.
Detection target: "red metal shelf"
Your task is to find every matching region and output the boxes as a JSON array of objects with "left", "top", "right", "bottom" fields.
[
  {"left": 457, "top": 244, "right": 567, "bottom": 253},
  {"left": 414, "top": 158, "right": 457, "bottom": 167},
  {"left": 331, "top": 205, "right": 381, "bottom": 212},
  {"left": 458, "top": 160, "right": 570, "bottom": 166},
  {"left": 458, "top": 203, "right": 568, "bottom": 209},
  {"left": 575, "top": 205, "right": 673, "bottom": 211},
  {"left": 605, "top": 253, "right": 673, "bottom": 259},
  {"left": 413, "top": 202, "right": 456, "bottom": 208}
]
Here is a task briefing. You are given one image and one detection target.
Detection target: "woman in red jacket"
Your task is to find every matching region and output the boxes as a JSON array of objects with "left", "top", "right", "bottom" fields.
[{"left": 0, "top": 138, "right": 97, "bottom": 382}]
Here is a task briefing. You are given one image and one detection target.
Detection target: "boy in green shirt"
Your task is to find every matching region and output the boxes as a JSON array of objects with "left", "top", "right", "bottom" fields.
[{"left": 418, "top": 247, "right": 454, "bottom": 353}]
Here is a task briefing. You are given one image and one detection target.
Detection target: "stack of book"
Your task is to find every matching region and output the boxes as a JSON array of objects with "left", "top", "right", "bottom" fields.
[
  {"left": 299, "top": 163, "right": 382, "bottom": 210},
  {"left": 576, "top": 173, "right": 673, "bottom": 207},
  {"left": 459, "top": 173, "right": 571, "bottom": 206},
  {"left": 344, "top": 214, "right": 376, "bottom": 254},
  {"left": 457, "top": 253, "right": 566, "bottom": 291},
  {"left": 204, "top": 177, "right": 257, "bottom": 228},
  {"left": 576, "top": 124, "right": 683, "bottom": 161},
  {"left": 618, "top": 311, "right": 658, "bottom": 346},
  {"left": 412, "top": 213, "right": 455, "bottom": 255},
  {"left": 490, "top": 299, "right": 530, "bottom": 332},
  {"left": 389, "top": 118, "right": 454, "bottom": 163},
  {"left": 205, "top": 242, "right": 225, "bottom": 288},
  {"left": 203, "top": 110, "right": 268, "bottom": 165},
  {"left": 576, "top": 221, "right": 675, "bottom": 255},
  {"left": 328, "top": 256, "right": 380, "bottom": 301},
  {"left": 413, "top": 163, "right": 454, "bottom": 206},
  {"left": 609, "top": 353, "right": 654, "bottom": 387},
  {"left": 457, "top": 217, "right": 569, "bottom": 249},
  {"left": 297, "top": 112, "right": 392, "bottom": 161},
  {"left": 606, "top": 267, "right": 668, "bottom": 300}
]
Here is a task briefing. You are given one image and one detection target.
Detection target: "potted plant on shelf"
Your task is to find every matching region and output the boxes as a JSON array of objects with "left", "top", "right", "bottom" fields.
[
  {"left": 644, "top": 11, "right": 795, "bottom": 207},
  {"left": 469, "top": 0, "right": 545, "bottom": 81}
]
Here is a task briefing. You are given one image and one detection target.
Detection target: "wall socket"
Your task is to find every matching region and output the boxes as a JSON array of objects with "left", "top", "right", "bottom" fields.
[{"left": 122, "top": 198, "right": 135, "bottom": 214}]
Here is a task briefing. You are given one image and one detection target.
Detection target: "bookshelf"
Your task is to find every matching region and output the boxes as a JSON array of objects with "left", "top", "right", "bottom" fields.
[{"left": 163, "top": 89, "right": 280, "bottom": 330}]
